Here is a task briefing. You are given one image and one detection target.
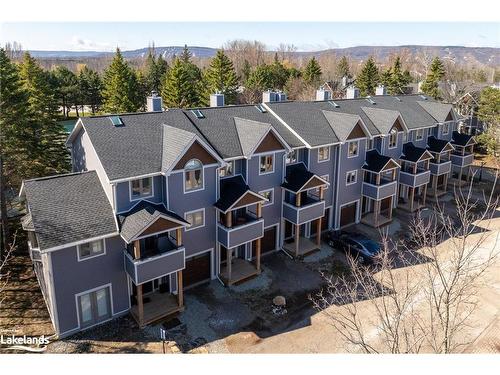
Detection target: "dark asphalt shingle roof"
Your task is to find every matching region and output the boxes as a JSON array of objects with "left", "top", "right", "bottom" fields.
[
  {"left": 118, "top": 201, "right": 188, "bottom": 243},
  {"left": 214, "top": 175, "right": 264, "bottom": 212},
  {"left": 234, "top": 117, "right": 271, "bottom": 157},
  {"left": 184, "top": 105, "right": 302, "bottom": 158},
  {"left": 321, "top": 110, "right": 364, "bottom": 142},
  {"left": 79, "top": 109, "right": 203, "bottom": 181},
  {"left": 23, "top": 171, "right": 117, "bottom": 251},
  {"left": 427, "top": 136, "right": 453, "bottom": 153},
  {"left": 361, "top": 106, "right": 403, "bottom": 134},
  {"left": 161, "top": 125, "right": 197, "bottom": 171},
  {"left": 417, "top": 100, "right": 454, "bottom": 123},
  {"left": 21, "top": 213, "right": 34, "bottom": 231},
  {"left": 451, "top": 131, "right": 475, "bottom": 146},
  {"left": 282, "top": 163, "right": 317, "bottom": 192},
  {"left": 363, "top": 150, "right": 394, "bottom": 173},
  {"left": 401, "top": 142, "right": 432, "bottom": 163}
]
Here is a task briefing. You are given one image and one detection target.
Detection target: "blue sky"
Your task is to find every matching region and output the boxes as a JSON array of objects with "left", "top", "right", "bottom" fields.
[{"left": 1, "top": 22, "right": 498, "bottom": 51}]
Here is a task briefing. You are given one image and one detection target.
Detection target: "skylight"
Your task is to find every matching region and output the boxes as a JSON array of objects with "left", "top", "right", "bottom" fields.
[
  {"left": 395, "top": 97, "right": 402, "bottom": 102},
  {"left": 191, "top": 109, "right": 205, "bottom": 119},
  {"left": 109, "top": 116, "right": 124, "bottom": 126},
  {"left": 365, "top": 97, "right": 376, "bottom": 105},
  {"left": 328, "top": 101, "right": 340, "bottom": 108},
  {"left": 419, "top": 94, "right": 428, "bottom": 100},
  {"left": 255, "top": 104, "right": 267, "bottom": 113}
]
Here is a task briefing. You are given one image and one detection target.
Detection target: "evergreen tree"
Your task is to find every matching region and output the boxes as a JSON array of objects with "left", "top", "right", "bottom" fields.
[
  {"left": 420, "top": 57, "right": 445, "bottom": 99},
  {"left": 51, "top": 66, "right": 79, "bottom": 117},
  {"left": 242, "top": 60, "right": 252, "bottom": 83},
  {"left": 102, "top": 48, "right": 141, "bottom": 113},
  {"left": 356, "top": 56, "right": 379, "bottom": 96},
  {"left": 303, "top": 57, "right": 322, "bottom": 85},
  {"left": 0, "top": 48, "right": 31, "bottom": 255},
  {"left": 142, "top": 50, "right": 169, "bottom": 95},
  {"left": 18, "top": 52, "right": 70, "bottom": 177},
  {"left": 204, "top": 50, "right": 239, "bottom": 104},
  {"left": 386, "top": 56, "right": 411, "bottom": 95},
  {"left": 246, "top": 64, "right": 276, "bottom": 91},
  {"left": 78, "top": 66, "right": 103, "bottom": 114},
  {"left": 161, "top": 57, "right": 200, "bottom": 108},
  {"left": 336, "top": 56, "right": 352, "bottom": 79}
]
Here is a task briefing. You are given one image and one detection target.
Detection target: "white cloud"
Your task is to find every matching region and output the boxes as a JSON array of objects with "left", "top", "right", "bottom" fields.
[{"left": 69, "top": 35, "right": 113, "bottom": 51}]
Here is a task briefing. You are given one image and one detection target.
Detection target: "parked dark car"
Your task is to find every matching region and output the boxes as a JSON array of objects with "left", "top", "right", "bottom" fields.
[{"left": 327, "top": 231, "right": 381, "bottom": 264}]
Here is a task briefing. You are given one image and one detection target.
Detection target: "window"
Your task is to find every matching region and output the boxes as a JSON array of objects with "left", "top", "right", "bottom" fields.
[
  {"left": 77, "top": 286, "right": 111, "bottom": 328},
  {"left": 184, "top": 159, "right": 203, "bottom": 192},
  {"left": 366, "top": 139, "right": 374, "bottom": 151},
  {"left": 260, "top": 189, "right": 274, "bottom": 206},
  {"left": 185, "top": 209, "right": 205, "bottom": 230},
  {"left": 191, "top": 109, "right": 205, "bottom": 119},
  {"left": 415, "top": 129, "right": 424, "bottom": 141},
  {"left": 219, "top": 161, "right": 234, "bottom": 177},
  {"left": 442, "top": 123, "right": 450, "bottom": 135},
  {"left": 348, "top": 141, "right": 359, "bottom": 158},
  {"left": 131, "top": 177, "right": 153, "bottom": 200},
  {"left": 286, "top": 150, "right": 297, "bottom": 164},
  {"left": 259, "top": 154, "right": 274, "bottom": 174},
  {"left": 78, "top": 239, "right": 105, "bottom": 261},
  {"left": 109, "top": 116, "right": 123, "bottom": 126},
  {"left": 402, "top": 132, "right": 408, "bottom": 143},
  {"left": 346, "top": 170, "right": 357, "bottom": 185},
  {"left": 388, "top": 128, "right": 398, "bottom": 148},
  {"left": 318, "top": 146, "right": 330, "bottom": 162}
]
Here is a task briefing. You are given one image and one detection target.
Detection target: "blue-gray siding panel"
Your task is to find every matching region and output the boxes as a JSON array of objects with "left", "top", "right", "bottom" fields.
[
  {"left": 362, "top": 181, "right": 398, "bottom": 200},
  {"left": 124, "top": 248, "right": 185, "bottom": 284},
  {"left": 430, "top": 161, "right": 452, "bottom": 175},
  {"left": 50, "top": 236, "right": 129, "bottom": 335},
  {"left": 283, "top": 201, "right": 325, "bottom": 225},
  {"left": 399, "top": 170, "right": 431, "bottom": 187},
  {"left": 451, "top": 153, "right": 473, "bottom": 167},
  {"left": 308, "top": 147, "right": 334, "bottom": 207},
  {"left": 217, "top": 219, "right": 264, "bottom": 248},
  {"left": 116, "top": 175, "right": 163, "bottom": 213}
]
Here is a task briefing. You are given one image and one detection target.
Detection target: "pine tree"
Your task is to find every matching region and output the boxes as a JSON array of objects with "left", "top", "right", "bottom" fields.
[
  {"left": 51, "top": 66, "right": 79, "bottom": 117},
  {"left": 386, "top": 56, "right": 411, "bottom": 95},
  {"left": 303, "top": 57, "right": 322, "bottom": 85},
  {"left": 420, "top": 57, "right": 445, "bottom": 99},
  {"left": 336, "top": 56, "right": 352, "bottom": 79},
  {"left": 78, "top": 66, "right": 102, "bottom": 114},
  {"left": 142, "top": 50, "right": 169, "bottom": 95},
  {"left": 242, "top": 60, "right": 251, "bottom": 82},
  {"left": 356, "top": 57, "right": 379, "bottom": 97},
  {"left": 19, "top": 52, "right": 70, "bottom": 177},
  {"left": 161, "top": 57, "right": 199, "bottom": 108},
  {"left": 102, "top": 48, "right": 141, "bottom": 113},
  {"left": 0, "top": 48, "right": 32, "bottom": 255},
  {"left": 204, "top": 50, "right": 239, "bottom": 104}
]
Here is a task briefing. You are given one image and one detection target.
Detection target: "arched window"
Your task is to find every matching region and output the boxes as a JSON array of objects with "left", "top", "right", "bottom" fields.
[{"left": 184, "top": 159, "right": 203, "bottom": 191}]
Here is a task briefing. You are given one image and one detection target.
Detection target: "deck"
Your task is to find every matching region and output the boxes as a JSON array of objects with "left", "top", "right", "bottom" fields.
[
  {"left": 282, "top": 237, "right": 319, "bottom": 258},
  {"left": 398, "top": 200, "right": 426, "bottom": 212},
  {"left": 220, "top": 258, "right": 259, "bottom": 286},
  {"left": 130, "top": 291, "right": 183, "bottom": 327},
  {"left": 361, "top": 212, "right": 392, "bottom": 228},
  {"left": 427, "top": 187, "right": 448, "bottom": 199}
]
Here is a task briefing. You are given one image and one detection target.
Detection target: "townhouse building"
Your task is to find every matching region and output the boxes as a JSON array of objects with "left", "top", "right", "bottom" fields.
[{"left": 20, "top": 91, "right": 475, "bottom": 337}]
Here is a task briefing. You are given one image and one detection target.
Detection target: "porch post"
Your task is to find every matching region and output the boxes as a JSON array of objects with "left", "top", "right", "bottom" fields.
[
  {"left": 133, "top": 240, "right": 141, "bottom": 260},
  {"left": 458, "top": 167, "right": 463, "bottom": 185},
  {"left": 226, "top": 210, "right": 232, "bottom": 228},
  {"left": 374, "top": 200, "right": 380, "bottom": 227},
  {"left": 227, "top": 247, "right": 232, "bottom": 284},
  {"left": 136, "top": 283, "right": 144, "bottom": 327},
  {"left": 388, "top": 196, "right": 393, "bottom": 220},
  {"left": 295, "top": 224, "right": 300, "bottom": 257},
  {"left": 422, "top": 184, "right": 428, "bottom": 206},
  {"left": 255, "top": 202, "right": 262, "bottom": 272},
  {"left": 176, "top": 228, "right": 183, "bottom": 247},
  {"left": 177, "top": 271, "right": 183, "bottom": 307},
  {"left": 316, "top": 217, "right": 322, "bottom": 247},
  {"left": 410, "top": 187, "right": 415, "bottom": 212},
  {"left": 296, "top": 192, "right": 302, "bottom": 207}
]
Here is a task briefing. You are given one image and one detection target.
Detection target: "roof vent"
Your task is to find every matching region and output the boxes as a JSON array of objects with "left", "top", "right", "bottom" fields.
[
  {"left": 419, "top": 94, "right": 427, "bottom": 100},
  {"left": 191, "top": 109, "right": 205, "bottom": 119},
  {"left": 365, "top": 97, "right": 376, "bottom": 105},
  {"left": 395, "top": 96, "right": 402, "bottom": 102},
  {"left": 109, "top": 116, "right": 124, "bottom": 126},
  {"left": 328, "top": 100, "right": 340, "bottom": 108},
  {"left": 255, "top": 104, "right": 267, "bottom": 113}
]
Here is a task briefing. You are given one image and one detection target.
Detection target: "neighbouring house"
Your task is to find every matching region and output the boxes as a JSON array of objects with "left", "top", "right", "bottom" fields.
[{"left": 20, "top": 92, "right": 475, "bottom": 337}]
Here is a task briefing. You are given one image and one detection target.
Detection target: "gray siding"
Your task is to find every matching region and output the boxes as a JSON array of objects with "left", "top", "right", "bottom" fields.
[
  {"left": 167, "top": 166, "right": 217, "bottom": 258},
  {"left": 50, "top": 236, "right": 129, "bottom": 336},
  {"left": 116, "top": 175, "right": 163, "bottom": 213},
  {"left": 308, "top": 147, "right": 334, "bottom": 207}
]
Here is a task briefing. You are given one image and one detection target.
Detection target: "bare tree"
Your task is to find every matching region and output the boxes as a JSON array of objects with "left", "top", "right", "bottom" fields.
[
  {"left": 0, "top": 233, "right": 16, "bottom": 307},
  {"left": 312, "top": 178, "right": 499, "bottom": 353}
]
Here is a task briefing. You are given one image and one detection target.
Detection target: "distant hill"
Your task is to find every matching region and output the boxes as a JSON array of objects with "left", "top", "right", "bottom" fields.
[{"left": 28, "top": 45, "right": 499, "bottom": 67}]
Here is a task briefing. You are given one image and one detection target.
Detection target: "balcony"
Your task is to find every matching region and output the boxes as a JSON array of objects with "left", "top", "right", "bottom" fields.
[
  {"left": 450, "top": 152, "right": 473, "bottom": 168},
  {"left": 429, "top": 160, "right": 452, "bottom": 176},
  {"left": 124, "top": 242, "right": 185, "bottom": 285},
  {"left": 282, "top": 196, "right": 325, "bottom": 225},
  {"left": 217, "top": 214, "right": 264, "bottom": 249},
  {"left": 399, "top": 169, "right": 431, "bottom": 187},
  {"left": 362, "top": 180, "right": 398, "bottom": 201}
]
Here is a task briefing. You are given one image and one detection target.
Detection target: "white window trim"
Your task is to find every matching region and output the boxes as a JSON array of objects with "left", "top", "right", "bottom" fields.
[
  {"left": 129, "top": 177, "right": 154, "bottom": 202},
  {"left": 183, "top": 166, "right": 206, "bottom": 194},
  {"left": 259, "top": 153, "right": 275, "bottom": 175},
  {"left": 219, "top": 160, "right": 235, "bottom": 178},
  {"left": 317, "top": 146, "right": 330, "bottom": 163},
  {"left": 347, "top": 140, "right": 360, "bottom": 158},
  {"left": 388, "top": 131, "right": 398, "bottom": 149},
  {"left": 321, "top": 174, "right": 330, "bottom": 190},
  {"left": 286, "top": 150, "right": 298, "bottom": 164},
  {"left": 415, "top": 129, "right": 424, "bottom": 141},
  {"left": 346, "top": 170, "right": 358, "bottom": 186},
  {"left": 77, "top": 239, "right": 107, "bottom": 262},
  {"left": 74, "top": 283, "right": 114, "bottom": 330},
  {"left": 259, "top": 188, "right": 274, "bottom": 206},
  {"left": 366, "top": 139, "right": 375, "bottom": 151},
  {"left": 184, "top": 208, "right": 206, "bottom": 231},
  {"left": 442, "top": 123, "right": 450, "bottom": 135}
]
